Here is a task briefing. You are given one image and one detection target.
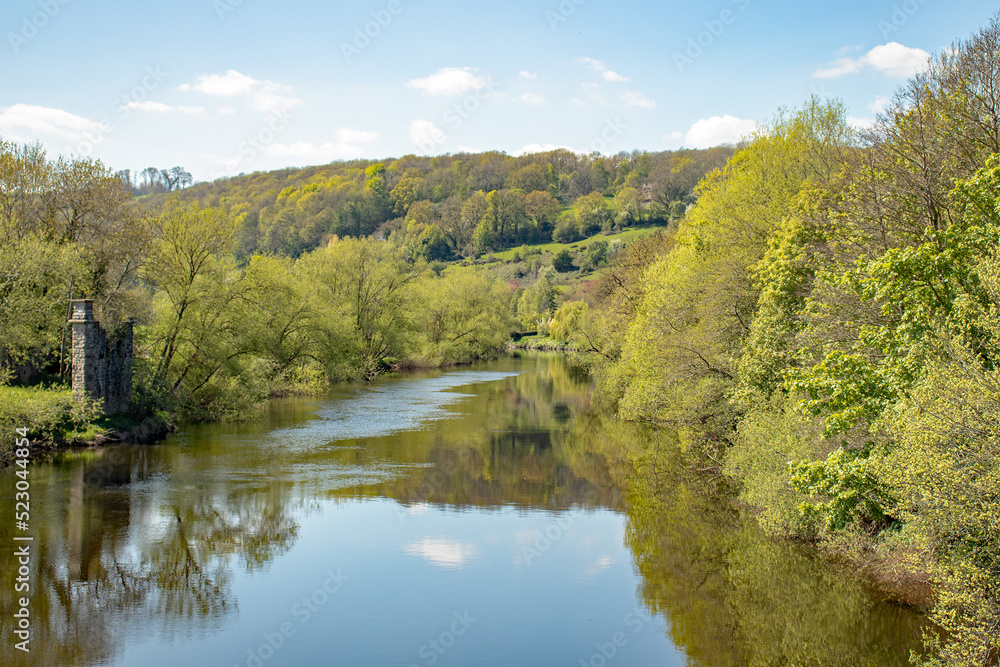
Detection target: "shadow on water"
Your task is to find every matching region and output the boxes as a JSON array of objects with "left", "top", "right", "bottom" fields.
[{"left": 0, "top": 352, "right": 929, "bottom": 666}]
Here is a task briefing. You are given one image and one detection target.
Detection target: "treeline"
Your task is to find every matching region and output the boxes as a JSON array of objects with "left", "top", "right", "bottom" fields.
[
  {"left": 0, "top": 141, "right": 515, "bottom": 420},
  {"left": 554, "top": 17, "right": 1000, "bottom": 665},
  {"left": 118, "top": 166, "right": 193, "bottom": 196},
  {"left": 144, "top": 147, "right": 733, "bottom": 260}
]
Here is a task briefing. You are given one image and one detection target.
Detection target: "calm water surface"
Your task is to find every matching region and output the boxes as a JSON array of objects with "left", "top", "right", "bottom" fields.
[{"left": 1, "top": 354, "right": 928, "bottom": 666}]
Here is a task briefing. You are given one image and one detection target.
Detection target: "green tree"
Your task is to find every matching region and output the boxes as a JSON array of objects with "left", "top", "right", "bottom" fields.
[
  {"left": 416, "top": 224, "right": 451, "bottom": 261},
  {"left": 299, "top": 237, "right": 416, "bottom": 379},
  {"left": 517, "top": 267, "right": 556, "bottom": 330},
  {"left": 574, "top": 191, "right": 611, "bottom": 236},
  {"left": 612, "top": 187, "right": 642, "bottom": 230},
  {"left": 410, "top": 270, "right": 516, "bottom": 363},
  {"left": 552, "top": 249, "right": 574, "bottom": 273},
  {"left": 142, "top": 203, "right": 246, "bottom": 409}
]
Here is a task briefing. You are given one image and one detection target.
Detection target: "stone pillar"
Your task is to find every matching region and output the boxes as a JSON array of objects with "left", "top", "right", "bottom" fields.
[
  {"left": 69, "top": 299, "right": 104, "bottom": 407},
  {"left": 69, "top": 300, "right": 133, "bottom": 415}
]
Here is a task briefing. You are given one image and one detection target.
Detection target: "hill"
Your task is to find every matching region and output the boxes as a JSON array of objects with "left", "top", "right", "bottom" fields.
[{"left": 142, "top": 147, "right": 734, "bottom": 260}]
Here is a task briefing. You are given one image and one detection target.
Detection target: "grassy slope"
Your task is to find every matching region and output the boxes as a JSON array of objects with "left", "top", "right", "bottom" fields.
[
  {"left": 487, "top": 225, "right": 662, "bottom": 262},
  {"left": 0, "top": 385, "right": 102, "bottom": 460}
]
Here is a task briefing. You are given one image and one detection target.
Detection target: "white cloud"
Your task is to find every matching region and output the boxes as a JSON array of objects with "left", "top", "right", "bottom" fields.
[
  {"left": 263, "top": 140, "right": 363, "bottom": 162},
  {"left": 0, "top": 104, "right": 109, "bottom": 145},
  {"left": 814, "top": 42, "right": 930, "bottom": 79},
  {"left": 519, "top": 92, "right": 546, "bottom": 105},
  {"left": 868, "top": 95, "right": 891, "bottom": 113},
  {"left": 581, "top": 82, "right": 607, "bottom": 105},
  {"left": 847, "top": 116, "right": 876, "bottom": 130},
  {"left": 663, "top": 131, "right": 683, "bottom": 142},
  {"left": 518, "top": 70, "right": 538, "bottom": 79},
  {"left": 178, "top": 69, "right": 302, "bottom": 115},
  {"left": 517, "top": 143, "right": 573, "bottom": 155},
  {"left": 178, "top": 70, "right": 259, "bottom": 96},
  {"left": 581, "top": 555, "right": 615, "bottom": 578},
  {"left": 579, "top": 57, "right": 629, "bottom": 82},
  {"left": 813, "top": 57, "right": 864, "bottom": 79},
  {"left": 865, "top": 42, "right": 930, "bottom": 77},
  {"left": 622, "top": 91, "right": 655, "bottom": 108},
  {"left": 403, "top": 539, "right": 477, "bottom": 569},
  {"left": 406, "top": 67, "right": 487, "bottom": 96},
  {"left": 124, "top": 101, "right": 206, "bottom": 116},
  {"left": 684, "top": 115, "right": 758, "bottom": 148},
  {"left": 409, "top": 119, "right": 447, "bottom": 151},
  {"left": 262, "top": 128, "right": 377, "bottom": 163},
  {"left": 246, "top": 91, "right": 303, "bottom": 115},
  {"left": 334, "top": 128, "right": 378, "bottom": 144},
  {"left": 218, "top": 106, "right": 236, "bottom": 116}
]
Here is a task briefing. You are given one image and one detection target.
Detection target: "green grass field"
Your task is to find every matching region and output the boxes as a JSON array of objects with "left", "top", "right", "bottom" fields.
[{"left": 487, "top": 224, "right": 665, "bottom": 263}]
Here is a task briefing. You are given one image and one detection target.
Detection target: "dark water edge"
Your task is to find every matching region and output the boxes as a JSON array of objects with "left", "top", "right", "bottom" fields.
[{"left": 0, "top": 353, "right": 929, "bottom": 666}]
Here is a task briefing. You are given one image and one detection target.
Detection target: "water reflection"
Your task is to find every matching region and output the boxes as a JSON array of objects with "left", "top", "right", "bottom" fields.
[
  {"left": 0, "top": 353, "right": 928, "bottom": 666},
  {"left": 570, "top": 413, "right": 930, "bottom": 666}
]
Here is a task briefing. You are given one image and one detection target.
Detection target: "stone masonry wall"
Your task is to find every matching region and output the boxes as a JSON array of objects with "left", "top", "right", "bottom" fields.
[{"left": 69, "top": 300, "right": 133, "bottom": 415}]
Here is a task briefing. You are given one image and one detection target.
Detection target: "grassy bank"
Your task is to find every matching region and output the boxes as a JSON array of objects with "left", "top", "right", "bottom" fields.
[{"left": 0, "top": 385, "right": 172, "bottom": 466}]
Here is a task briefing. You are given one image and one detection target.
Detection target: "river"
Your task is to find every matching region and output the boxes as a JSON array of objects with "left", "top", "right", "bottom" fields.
[{"left": 0, "top": 353, "right": 928, "bottom": 666}]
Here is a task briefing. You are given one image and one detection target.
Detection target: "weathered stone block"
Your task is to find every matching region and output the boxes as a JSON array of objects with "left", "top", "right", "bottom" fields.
[{"left": 69, "top": 299, "right": 133, "bottom": 415}]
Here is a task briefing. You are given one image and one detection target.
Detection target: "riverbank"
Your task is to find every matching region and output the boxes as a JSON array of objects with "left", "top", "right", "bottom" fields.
[
  {"left": 510, "top": 334, "right": 578, "bottom": 352},
  {"left": 1, "top": 347, "right": 515, "bottom": 467},
  {"left": 0, "top": 384, "right": 174, "bottom": 467}
]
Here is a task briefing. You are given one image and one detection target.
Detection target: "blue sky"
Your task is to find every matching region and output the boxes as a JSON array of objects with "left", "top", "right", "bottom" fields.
[{"left": 1, "top": 0, "right": 997, "bottom": 181}]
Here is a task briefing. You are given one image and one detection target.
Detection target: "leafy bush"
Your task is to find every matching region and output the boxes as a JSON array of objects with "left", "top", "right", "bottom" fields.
[{"left": 0, "top": 385, "right": 103, "bottom": 457}]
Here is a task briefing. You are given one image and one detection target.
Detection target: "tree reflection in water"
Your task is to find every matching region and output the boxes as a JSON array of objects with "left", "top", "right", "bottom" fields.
[
  {"left": 0, "top": 444, "right": 299, "bottom": 666},
  {"left": 0, "top": 354, "right": 929, "bottom": 666}
]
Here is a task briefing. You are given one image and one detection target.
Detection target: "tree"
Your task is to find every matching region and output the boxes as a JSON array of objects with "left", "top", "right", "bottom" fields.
[
  {"left": 299, "top": 237, "right": 416, "bottom": 379},
  {"left": 0, "top": 142, "right": 153, "bottom": 379},
  {"left": 142, "top": 203, "right": 242, "bottom": 397},
  {"left": 162, "top": 166, "right": 193, "bottom": 192},
  {"left": 613, "top": 187, "right": 642, "bottom": 229},
  {"left": 409, "top": 270, "right": 516, "bottom": 363},
  {"left": 552, "top": 249, "right": 575, "bottom": 273},
  {"left": 459, "top": 190, "right": 489, "bottom": 254},
  {"left": 390, "top": 175, "right": 422, "bottom": 217},
  {"left": 524, "top": 190, "right": 560, "bottom": 239},
  {"left": 416, "top": 224, "right": 451, "bottom": 261},
  {"left": 475, "top": 189, "right": 526, "bottom": 248},
  {"left": 511, "top": 163, "right": 550, "bottom": 193},
  {"left": 517, "top": 267, "right": 556, "bottom": 329},
  {"left": 586, "top": 239, "right": 609, "bottom": 267},
  {"left": 574, "top": 191, "right": 611, "bottom": 236},
  {"left": 608, "top": 97, "right": 853, "bottom": 444}
]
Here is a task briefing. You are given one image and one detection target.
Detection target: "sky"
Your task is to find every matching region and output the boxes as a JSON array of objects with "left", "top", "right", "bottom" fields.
[{"left": 1, "top": 0, "right": 997, "bottom": 182}]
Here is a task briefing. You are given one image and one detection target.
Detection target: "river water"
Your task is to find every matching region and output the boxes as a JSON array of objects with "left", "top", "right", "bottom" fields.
[{"left": 1, "top": 353, "right": 928, "bottom": 666}]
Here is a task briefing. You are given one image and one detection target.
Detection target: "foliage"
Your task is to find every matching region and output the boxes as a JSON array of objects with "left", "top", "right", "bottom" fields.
[
  {"left": 603, "top": 97, "right": 853, "bottom": 448},
  {"left": 0, "top": 385, "right": 103, "bottom": 456},
  {"left": 517, "top": 267, "right": 556, "bottom": 330},
  {"left": 142, "top": 149, "right": 731, "bottom": 260},
  {"left": 409, "top": 269, "right": 517, "bottom": 364},
  {"left": 788, "top": 445, "right": 896, "bottom": 532},
  {"left": 551, "top": 249, "right": 574, "bottom": 273},
  {"left": 549, "top": 17, "right": 1000, "bottom": 662},
  {"left": 0, "top": 140, "right": 153, "bottom": 380}
]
